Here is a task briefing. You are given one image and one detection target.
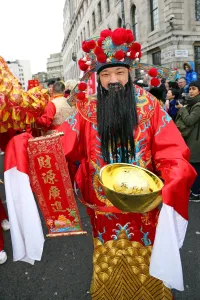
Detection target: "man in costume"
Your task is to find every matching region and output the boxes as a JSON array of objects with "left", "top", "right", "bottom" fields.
[
  {"left": 36, "top": 81, "right": 76, "bottom": 135},
  {"left": 57, "top": 28, "right": 196, "bottom": 299}
]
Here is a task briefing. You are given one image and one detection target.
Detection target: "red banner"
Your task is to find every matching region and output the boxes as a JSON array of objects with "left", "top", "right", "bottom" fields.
[
  {"left": 27, "top": 133, "right": 87, "bottom": 237},
  {"left": 87, "top": 71, "right": 96, "bottom": 95},
  {"left": 28, "top": 79, "right": 39, "bottom": 90}
]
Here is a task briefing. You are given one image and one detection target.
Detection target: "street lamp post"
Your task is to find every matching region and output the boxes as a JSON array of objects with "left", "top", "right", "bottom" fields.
[{"left": 120, "top": 0, "right": 126, "bottom": 28}]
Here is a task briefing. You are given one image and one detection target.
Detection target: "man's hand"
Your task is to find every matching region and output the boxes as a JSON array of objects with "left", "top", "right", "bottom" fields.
[{"left": 175, "top": 101, "right": 183, "bottom": 109}]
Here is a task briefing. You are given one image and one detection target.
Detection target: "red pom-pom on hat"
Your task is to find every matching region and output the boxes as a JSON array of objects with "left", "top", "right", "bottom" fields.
[
  {"left": 87, "top": 40, "right": 96, "bottom": 50},
  {"left": 78, "top": 58, "right": 84, "bottom": 66},
  {"left": 79, "top": 63, "right": 89, "bottom": 71},
  {"left": 98, "top": 37, "right": 104, "bottom": 47},
  {"left": 77, "top": 92, "right": 86, "bottom": 100},
  {"left": 112, "top": 28, "right": 128, "bottom": 45},
  {"left": 148, "top": 68, "right": 158, "bottom": 77},
  {"left": 100, "top": 29, "right": 112, "bottom": 38},
  {"left": 129, "top": 51, "right": 137, "bottom": 59},
  {"left": 126, "top": 30, "right": 135, "bottom": 43},
  {"left": 130, "top": 42, "right": 141, "bottom": 52},
  {"left": 150, "top": 78, "right": 160, "bottom": 87},
  {"left": 126, "top": 29, "right": 133, "bottom": 35},
  {"left": 127, "top": 33, "right": 135, "bottom": 43},
  {"left": 78, "top": 59, "right": 89, "bottom": 71},
  {"left": 97, "top": 53, "right": 107, "bottom": 63},
  {"left": 94, "top": 46, "right": 104, "bottom": 55},
  {"left": 78, "top": 82, "right": 87, "bottom": 91},
  {"left": 82, "top": 41, "right": 90, "bottom": 53},
  {"left": 114, "top": 50, "right": 125, "bottom": 60}
]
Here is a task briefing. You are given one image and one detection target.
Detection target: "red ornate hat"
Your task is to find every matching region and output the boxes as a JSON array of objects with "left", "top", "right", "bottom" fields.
[
  {"left": 78, "top": 28, "right": 142, "bottom": 74},
  {"left": 67, "top": 28, "right": 178, "bottom": 106}
]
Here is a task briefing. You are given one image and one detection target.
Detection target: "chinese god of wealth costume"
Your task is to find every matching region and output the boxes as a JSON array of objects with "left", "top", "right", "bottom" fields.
[
  {"left": 0, "top": 28, "right": 196, "bottom": 299},
  {"left": 56, "top": 28, "right": 196, "bottom": 299}
]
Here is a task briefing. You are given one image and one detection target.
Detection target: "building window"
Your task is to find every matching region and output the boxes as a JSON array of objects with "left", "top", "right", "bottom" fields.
[
  {"left": 194, "top": 46, "right": 200, "bottom": 77},
  {"left": 87, "top": 20, "right": 90, "bottom": 38},
  {"left": 98, "top": 1, "right": 102, "bottom": 24},
  {"left": 131, "top": 5, "right": 138, "bottom": 40},
  {"left": 150, "top": 0, "right": 159, "bottom": 31},
  {"left": 152, "top": 50, "right": 161, "bottom": 65},
  {"left": 92, "top": 11, "right": 96, "bottom": 31},
  {"left": 78, "top": 36, "right": 80, "bottom": 49},
  {"left": 106, "top": 0, "right": 110, "bottom": 14},
  {"left": 83, "top": 27, "right": 86, "bottom": 40},
  {"left": 196, "top": 0, "right": 200, "bottom": 21},
  {"left": 117, "top": 17, "right": 122, "bottom": 28}
]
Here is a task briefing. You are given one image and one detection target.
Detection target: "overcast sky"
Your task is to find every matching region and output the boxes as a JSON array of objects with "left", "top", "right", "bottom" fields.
[{"left": 0, "top": 0, "right": 65, "bottom": 74}]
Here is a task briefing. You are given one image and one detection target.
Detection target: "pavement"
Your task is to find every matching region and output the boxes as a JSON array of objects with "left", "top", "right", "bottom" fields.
[{"left": 0, "top": 154, "right": 200, "bottom": 300}]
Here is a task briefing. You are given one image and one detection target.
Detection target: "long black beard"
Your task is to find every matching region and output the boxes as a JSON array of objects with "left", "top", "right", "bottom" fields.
[{"left": 97, "top": 75, "right": 138, "bottom": 163}]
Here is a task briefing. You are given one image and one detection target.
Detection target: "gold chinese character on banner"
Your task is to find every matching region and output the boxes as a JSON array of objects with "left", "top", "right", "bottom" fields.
[
  {"left": 51, "top": 201, "right": 66, "bottom": 212},
  {"left": 42, "top": 170, "right": 58, "bottom": 184},
  {"left": 37, "top": 155, "right": 52, "bottom": 169},
  {"left": 49, "top": 186, "right": 61, "bottom": 200}
]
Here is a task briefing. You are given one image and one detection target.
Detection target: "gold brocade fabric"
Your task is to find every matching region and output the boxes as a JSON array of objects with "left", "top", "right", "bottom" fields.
[{"left": 90, "top": 230, "right": 172, "bottom": 300}]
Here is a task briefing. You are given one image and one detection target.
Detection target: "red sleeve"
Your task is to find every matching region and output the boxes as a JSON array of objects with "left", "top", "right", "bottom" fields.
[
  {"left": 36, "top": 102, "right": 56, "bottom": 128},
  {"left": 151, "top": 101, "right": 196, "bottom": 220},
  {"left": 57, "top": 111, "right": 86, "bottom": 183},
  {"left": 57, "top": 110, "right": 85, "bottom": 162}
]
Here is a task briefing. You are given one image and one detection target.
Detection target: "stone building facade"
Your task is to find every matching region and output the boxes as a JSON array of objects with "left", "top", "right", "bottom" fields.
[
  {"left": 47, "top": 53, "right": 63, "bottom": 80},
  {"left": 32, "top": 72, "right": 48, "bottom": 87},
  {"left": 62, "top": 0, "right": 200, "bottom": 80}
]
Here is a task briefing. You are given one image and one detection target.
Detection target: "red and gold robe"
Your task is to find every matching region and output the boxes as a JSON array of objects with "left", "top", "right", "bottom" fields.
[
  {"left": 36, "top": 94, "right": 76, "bottom": 135},
  {"left": 57, "top": 86, "right": 195, "bottom": 299}
]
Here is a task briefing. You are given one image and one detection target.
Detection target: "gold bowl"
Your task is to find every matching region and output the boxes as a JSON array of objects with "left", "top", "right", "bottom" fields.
[{"left": 99, "top": 163, "right": 163, "bottom": 213}]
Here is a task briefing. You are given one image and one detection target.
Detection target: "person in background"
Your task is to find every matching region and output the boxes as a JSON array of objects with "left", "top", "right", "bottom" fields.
[
  {"left": 47, "top": 80, "right": 55, "bottom": 98},
  {"left": 168, "top": 81, "right": 180, "bottom": 90},
  {"left": 160, "top": 78, "right": 168, "bottom": 100},
  {"left": 175, "top": 80, "right": 200, "bottom": 202},
  {"left": 0, "top": 196, "right": 10, "bottom": 264},
  {"left": 166, "top": 88, "right": 179, "bottom": 120},
  {"left": 36, "top": 81, "right": 75, "bottom": 134},
  {"left": 64, "top": 79, "right": 78, "bottom": 98},
  {"left": 183, "top": 62, "right": 198, "bottom": 85},
  {"left": 178, "top": 77, "right": 189, "bottom": 93},
  {"left": 149, "top": 87, "right": 166, "bottom": 109}
]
